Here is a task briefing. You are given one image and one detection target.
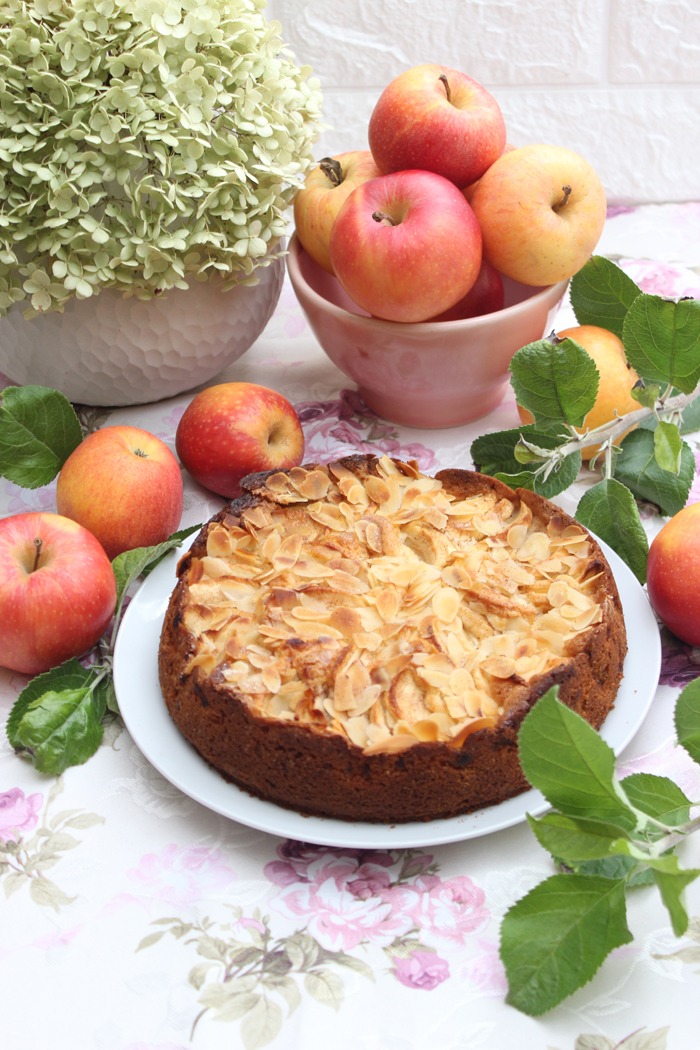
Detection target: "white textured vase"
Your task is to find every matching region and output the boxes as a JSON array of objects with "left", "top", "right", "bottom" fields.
[{"left": 0, "top": 254, "right": 285, "bottom": 406}]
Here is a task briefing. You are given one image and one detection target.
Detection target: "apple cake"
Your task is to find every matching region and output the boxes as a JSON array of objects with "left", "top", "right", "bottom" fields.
[{"left": 158, "top": 454, "right": 627, "bottom": 823}]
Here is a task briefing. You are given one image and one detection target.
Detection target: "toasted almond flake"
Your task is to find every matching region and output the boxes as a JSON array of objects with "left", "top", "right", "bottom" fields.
[
  {"left": 364, "top": 521, "right": 383, "bottom": 553},
  {"left": 480, "top": 655, "right": 517, "bottom": 679},
  {"left": 375, "top": 586, "right": 400, "bottom": 622},
  {"left": 364, "top": 475, "right": 391, "bottom": 504},
  {"left": 266, "top": 472, "right": 297, "bottom": 495},
  {"left": 432, "top": 586, "right": 461, "bottom": 623},
  {"left": 329, "top": 606, "right": 364, "bottom": 636},
  {"left": 242, "top": 505, "right": 272, "bottom": 530},
  {"left": 262, "top": 530, "right": 282, "bottom": 560},
  {"left": 327, "top": 570, "right": 370, "bottom": 595},
  {"left": 200, "top": 555, "right": 236, "bottom": 579},
  {"left": 282, "top": 615, "right": 344, "bottom": 639},
  {"left": 307, "top": 502, "right": 348, "bottom": 531},
  {"left": 291, "top": 604, "right": 332, "bottom": 621},
  {"left": 206, "top": 524, "right": 235, "bottom": 558},
  {"left": 261, "top": 665, "right": 282, "bottom": 692},
  {"left": 516, "top": 532, "right": 552, "bottom": 563},
  {"left": 363, "top": 733, "right": 417, "bottom": 755},
  {"left": 292, "top": 558, "right": 335, "bottom": 579}
]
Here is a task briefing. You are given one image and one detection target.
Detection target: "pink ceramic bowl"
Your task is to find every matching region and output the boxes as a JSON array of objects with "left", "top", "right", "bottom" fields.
[{"left": 287, "top": 234, "right": 569, "bottom": 429}]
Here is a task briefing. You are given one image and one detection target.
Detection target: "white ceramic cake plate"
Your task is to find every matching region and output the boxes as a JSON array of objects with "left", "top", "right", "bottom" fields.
[{"left": 114, "top": 536, "right": 661, "bottom": 849}]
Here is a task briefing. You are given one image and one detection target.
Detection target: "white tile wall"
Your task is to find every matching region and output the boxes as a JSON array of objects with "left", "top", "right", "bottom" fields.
[{"left": 268, "top": 0, "right": 700, "bottom": 203}]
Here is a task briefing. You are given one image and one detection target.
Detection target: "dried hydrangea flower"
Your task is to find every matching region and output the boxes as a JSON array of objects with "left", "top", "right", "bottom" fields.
[{"left": 0, "top": 0, "right": 323, "bottom": 316}]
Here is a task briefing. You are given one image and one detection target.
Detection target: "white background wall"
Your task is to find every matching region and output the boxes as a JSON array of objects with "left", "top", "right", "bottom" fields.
[{"left": 267, "top": 0, "right": 700, "bottom": 204}]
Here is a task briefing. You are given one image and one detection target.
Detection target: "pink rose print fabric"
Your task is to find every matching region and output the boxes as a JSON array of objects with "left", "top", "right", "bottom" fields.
[
  {"left": 265, "top": 842, "right": 491, "bottom": 990},
  {"left": 0, "top": 788, "right": 42, "bottom": 841}
]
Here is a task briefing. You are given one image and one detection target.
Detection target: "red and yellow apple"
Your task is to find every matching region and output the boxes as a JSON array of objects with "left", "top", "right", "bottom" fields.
[
  {"left": 368, "top": 63, "right": 506, "bottom": 188},
  {"left": 329, "top": 169, "right": 483, "bottom": 323},
  {"left": 175, "top": 382, "right": 305, "bottom": 499},
  {"left": 56, "top": 425, "right": 183, "bottom": 560},
  {"left": 517, "top": 325, "right": 640, "bottom": 460},
  {"left": 469, "top": 144, "right": 607, "bottom": 286},
  {"left": 428, "top": 259, "right": 505, "bottom": 321},
  {"left": 647, "top": 503, "right": 700, "bottom": 646},
  {"left": 293, "top": 151, "right": 381, "bottom": 274},
  {"left": 0, "top": 512, "right": 117, "bottom": 675}
]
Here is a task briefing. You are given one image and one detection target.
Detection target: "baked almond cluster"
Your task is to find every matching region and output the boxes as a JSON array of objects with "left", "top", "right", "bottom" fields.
[{"left": 181, "top": 456, "right": 604, "bottom": 754}]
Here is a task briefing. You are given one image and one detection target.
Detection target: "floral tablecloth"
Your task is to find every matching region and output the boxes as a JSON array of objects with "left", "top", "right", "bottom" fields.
[{"left": 2, "top": 202, "right": 700, "bottom": 1050}]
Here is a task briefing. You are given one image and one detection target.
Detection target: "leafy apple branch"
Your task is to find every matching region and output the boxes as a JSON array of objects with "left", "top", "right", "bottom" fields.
[
  {"left": 501, "top": 680, "right": 700, "bottom": 1016},
  {"left": 471, "top": 255, "right": 700, "bottom": 583}
]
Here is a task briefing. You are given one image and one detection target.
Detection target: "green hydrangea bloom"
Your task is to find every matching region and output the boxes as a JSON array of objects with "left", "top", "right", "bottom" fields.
[{"left": 0, "top": 0, "right": 323, "bottom": 315}]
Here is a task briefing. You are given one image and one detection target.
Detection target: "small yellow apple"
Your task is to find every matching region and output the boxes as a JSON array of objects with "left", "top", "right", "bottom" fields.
[
  {"left": 293, "top": 151, "right": 381, "bottom": 274},
  {"left": 518, "top": 325, "right": 640, "bottom": 460},
  {"left": 469, "top": 144, "right": 607, "bottom": 286}
]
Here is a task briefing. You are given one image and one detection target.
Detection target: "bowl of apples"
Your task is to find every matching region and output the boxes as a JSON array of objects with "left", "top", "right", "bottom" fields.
[{"left": 288, "top": 63, "right": 607, "bottom": 430}]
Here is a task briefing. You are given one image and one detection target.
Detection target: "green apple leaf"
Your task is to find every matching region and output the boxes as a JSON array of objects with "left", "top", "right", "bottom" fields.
[
  {"left": 575, "top": 477, "right": 649, "bottom": 583},
  {"left": 675, "top": 677, "right": 700, "bottom": 764},
  {"left": 678, "top": 393, "right": 700, "bottom": 433},
  {"left": 470, "top": 425, "right": 581, "bottom": 499},
  {"left": 565, "top": 854, "right": 655, "bottom": 886},
  {"left": 518, "top": 690, "right": 638, "bottom": 831},
  {"left": 614, "top": 429, "right": 694, "bottom": 516},
  {"left": 569, "top": 255, "right": 642, "bottom": 340},
  {"left": 510, "top": 339, "right": 599, "bottom": 427},
  {"left": 112, "top": 523, "right": 201, "bottom": 619},
  {"left": 526, "top": 811, "right": 630, "bottom": 863},
  {"left": 0, "top": 385, "right": 83, "bottom": 489},
  {"left": 623, "top": 295, "right": 700, "bottom": 394},
  {"left": 500, "top": 872, "right": 632, "bottom": 1015},
  {"left": 619, "top": 773, "right": 692, "bottom": 828},
  {"left": 654, "top": 419, "right": 684, "bottom": 474},
  {"left": 649, "top": 856, "right": 700, "bottom": 937},
  {"left": 631, "top": 378, "right": 663, "bottom": 410},
  {"left": 6, "top": 659, "right": 108, "bottom": 774}
]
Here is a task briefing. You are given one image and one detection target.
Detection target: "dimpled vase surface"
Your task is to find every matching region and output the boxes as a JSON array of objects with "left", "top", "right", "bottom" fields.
[{"left": 0, "top": 256, "right": 285, "bottom": 406}]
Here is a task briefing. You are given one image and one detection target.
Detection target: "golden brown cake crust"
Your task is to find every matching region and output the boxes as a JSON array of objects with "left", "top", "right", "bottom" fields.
[{"left": 158, "top": 455, "right": 627, "bottom": 824}]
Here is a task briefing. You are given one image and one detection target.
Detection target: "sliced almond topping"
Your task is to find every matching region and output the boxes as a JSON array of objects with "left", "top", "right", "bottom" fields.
[
  {"left": 364, "top": 474, "right": 392, "bottom": 505},
  {"left": 432, "top": 586, "right": 461, "bottom": 623},
  {"left": 271, "top": 533, "right": 304, "bottom": 570},
  {"left": 306, "top": 502, "right": 348, "bottom": 531},
  {"left": 182, "top": 457, "right": 610, "bottom": 755},
  {"left": 199, "top": 555, "right": 236, "bottom": 579},
  {"left": 375, "top": 586, "right": 400, "bottom": 622},
  {"left": 241, "top": 505, "right": 272, "bottom": 530},
  {"left": 480, "top": 655, "right": 517, "bottom": 679},
  {"left": 329, "top": 606, "right": 364, "bottom": 636}
]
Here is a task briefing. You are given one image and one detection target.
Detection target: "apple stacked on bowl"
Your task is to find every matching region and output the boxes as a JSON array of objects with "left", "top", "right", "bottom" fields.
[{"left": 289, "top": 63, "right": 608, "bottom": 428}]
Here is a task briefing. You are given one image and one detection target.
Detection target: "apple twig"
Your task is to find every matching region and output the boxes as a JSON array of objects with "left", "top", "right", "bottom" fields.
[{"left": 520, "top": 387, "right": 699, "bottom": 476}]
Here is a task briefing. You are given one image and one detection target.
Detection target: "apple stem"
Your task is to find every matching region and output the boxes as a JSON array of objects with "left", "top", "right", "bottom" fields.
[
  {"left": 555, "top": 185, "right": 572, "bottom": 211},
  {"left": 32, "top": 537, "right": 42, "bottom": 573},
  {"left": 319, "top": 156, "right": 343, "bottom": 187},
  {"left": 371, "top": 210, "right": 396, "bottom": 227},
  {"left": 438, "top": 73, "right": 452, "bottom": 104}
]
